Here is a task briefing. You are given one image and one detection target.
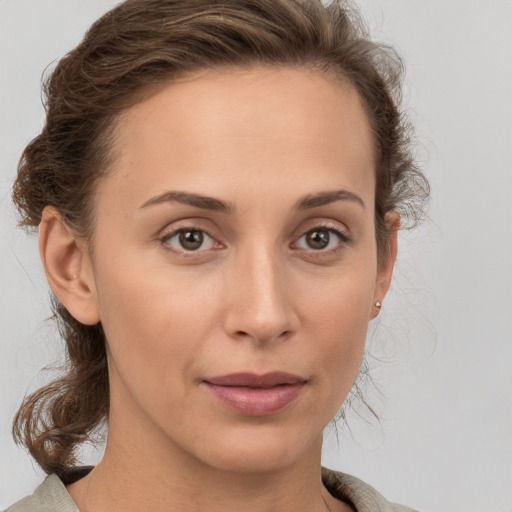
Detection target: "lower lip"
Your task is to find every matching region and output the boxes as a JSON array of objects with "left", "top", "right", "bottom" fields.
[{"left": 203, "top": 382, "right": 306, "bottom": 416}]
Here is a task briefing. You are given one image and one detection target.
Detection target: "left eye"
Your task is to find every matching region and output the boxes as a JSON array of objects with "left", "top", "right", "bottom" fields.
[
  {"left": 162, "top": 229, "right": 216, "bottom": 252},
  {"left": 295, "top": 228, "right": 345, "bottom": 250}
]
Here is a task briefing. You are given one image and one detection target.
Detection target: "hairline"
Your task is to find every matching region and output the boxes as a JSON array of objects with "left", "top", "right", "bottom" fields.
[{"left": 82, "top": 63, "right": 380, "bottom": 259}]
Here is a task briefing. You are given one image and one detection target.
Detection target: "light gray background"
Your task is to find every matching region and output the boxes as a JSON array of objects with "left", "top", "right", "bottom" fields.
[{"left": 1, "top": 1, "right": 511, "bottom": 510}]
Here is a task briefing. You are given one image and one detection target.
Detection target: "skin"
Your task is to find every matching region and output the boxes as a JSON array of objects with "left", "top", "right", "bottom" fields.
[{"left": 39, "top": 67, "right": 397, "bottom": 512}]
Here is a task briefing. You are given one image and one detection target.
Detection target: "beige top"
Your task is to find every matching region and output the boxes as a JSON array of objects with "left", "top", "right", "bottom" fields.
[{"left": 6, "top": 467, "right": 418, "bottom": 512}]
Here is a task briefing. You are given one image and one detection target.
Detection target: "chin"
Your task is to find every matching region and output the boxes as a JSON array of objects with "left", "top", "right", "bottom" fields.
[{"left": 189, "top": 423, "right": 322, "bottom": 475}]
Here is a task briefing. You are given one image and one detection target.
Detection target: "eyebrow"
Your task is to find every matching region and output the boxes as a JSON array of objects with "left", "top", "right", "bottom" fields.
[
  {"left": 140, "top": 188, "right": 364, "bottom": 213},
  {"left": 140, "top": 191, "right": 235, "bottom": 213},
  {"left": 296, "top": 189, "right": 365, "bottom": 210}
]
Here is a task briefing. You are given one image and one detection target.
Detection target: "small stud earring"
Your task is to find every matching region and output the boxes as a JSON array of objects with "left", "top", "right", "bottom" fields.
[{"left": 375, "top": 301, "right": 382, "bottom": 308}]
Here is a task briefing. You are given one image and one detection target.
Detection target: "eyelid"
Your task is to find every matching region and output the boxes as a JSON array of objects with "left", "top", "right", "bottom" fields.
[
  {"left": 292, "top": 219, "right": 350, "bottom": 242},
  {"left": 158, "top": 222, "right": 224, "bottom": 254},
  {"left": 156, "top": 218, "right": 351, "bottom": 256},
  {"left": 290, "top": 220, "right": 351, "bottom": 255}
]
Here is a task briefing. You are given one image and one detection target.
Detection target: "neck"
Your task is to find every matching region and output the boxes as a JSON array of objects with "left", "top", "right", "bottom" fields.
[
  {"left": 67, "top": 417, "right": 339, "bottom": 511},
  {"left": 70, "top": 435, "right": 331, "bottom": 512}
]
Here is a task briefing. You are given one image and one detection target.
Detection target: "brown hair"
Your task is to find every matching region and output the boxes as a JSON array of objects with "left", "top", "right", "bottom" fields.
[{"left": 12, "top": 0, "right": 429, "bottom": 478}]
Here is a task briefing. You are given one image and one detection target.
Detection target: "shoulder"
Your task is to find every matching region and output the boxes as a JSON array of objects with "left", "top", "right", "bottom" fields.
[
  {"left": 5, "top": 475, "right": 79, "bottom": 512},
  {"left": 6, "top": 467, "right": 417, "bottom": 512},
  {"left": 322, "top": 467, "right": 419, "bottom": 512}
]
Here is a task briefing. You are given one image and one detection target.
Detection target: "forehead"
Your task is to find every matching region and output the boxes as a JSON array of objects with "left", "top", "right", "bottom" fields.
[{"left": 104, "top": 67, "right": 375, "bottom": 210}]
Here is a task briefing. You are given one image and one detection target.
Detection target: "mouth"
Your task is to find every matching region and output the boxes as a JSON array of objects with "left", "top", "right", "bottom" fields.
[{"left": 202, "top": 372, "right": 307, "bottom": 416}]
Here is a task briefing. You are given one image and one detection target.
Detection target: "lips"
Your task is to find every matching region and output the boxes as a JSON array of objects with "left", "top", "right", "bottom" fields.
[{"left": 203, "top": 372, "right": 307, "bottom": 416}]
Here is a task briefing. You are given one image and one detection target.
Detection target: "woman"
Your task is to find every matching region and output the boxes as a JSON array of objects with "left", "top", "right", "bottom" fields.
[{"left": 7, "top": 0, "right": 428, "bottom": 510}]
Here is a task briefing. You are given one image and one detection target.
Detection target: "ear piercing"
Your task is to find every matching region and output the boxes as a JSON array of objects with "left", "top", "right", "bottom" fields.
[{"left": 375, "top": 301, "right": 382, "bottom": 308}]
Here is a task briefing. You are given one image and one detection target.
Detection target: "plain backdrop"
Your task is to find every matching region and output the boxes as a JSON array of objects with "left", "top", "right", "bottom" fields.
[{"left": 1, "top": 1, "right": 511, "bottom": 511}]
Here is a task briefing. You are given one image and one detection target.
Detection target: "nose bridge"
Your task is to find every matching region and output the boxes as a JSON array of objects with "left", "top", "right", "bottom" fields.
[{"left": 224, "top": 240, "right": 297, "bottom": 344}]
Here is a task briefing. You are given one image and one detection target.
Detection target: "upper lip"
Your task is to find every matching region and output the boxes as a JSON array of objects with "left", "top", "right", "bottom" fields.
[{"left": 204, "top": 372, "right": 306, "bottom": 388}]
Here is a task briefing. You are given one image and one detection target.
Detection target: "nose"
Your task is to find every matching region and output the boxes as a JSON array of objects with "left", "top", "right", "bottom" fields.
[{"left": 222, "top": 246, "right": 299, "bottom": 345}]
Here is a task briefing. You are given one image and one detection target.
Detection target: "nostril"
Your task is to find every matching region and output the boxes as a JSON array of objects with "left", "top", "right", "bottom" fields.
[{"left": 234, "top": 329, "right": 291, "bottom": 343}]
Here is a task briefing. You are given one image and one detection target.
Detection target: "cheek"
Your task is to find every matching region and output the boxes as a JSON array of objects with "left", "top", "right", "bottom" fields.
[
  {"left": 93, "top": 256, "right": 221, "bottom": 398},
  {"left": 297, "top": 259, "right": 376, "bottom": 397},
  {"left": 312, "top": 291, "right": 369, "bottom": 379},
  {"left": 299, "top": 256, "right": 376, "bottom": 337}
]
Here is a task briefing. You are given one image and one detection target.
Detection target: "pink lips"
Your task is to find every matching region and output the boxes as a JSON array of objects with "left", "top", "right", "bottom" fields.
[{"left": 203, "top": 372, "right": 307, "bottom": 416}]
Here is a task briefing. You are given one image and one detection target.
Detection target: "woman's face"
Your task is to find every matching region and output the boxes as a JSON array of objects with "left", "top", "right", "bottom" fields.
[{"left": 77, "top": 67, "right": 394, "bottom": 472}]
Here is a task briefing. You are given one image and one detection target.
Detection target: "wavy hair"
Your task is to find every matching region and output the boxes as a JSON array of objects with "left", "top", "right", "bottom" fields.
[{"left": 12, "top": 0, "right": 429, "bottom": 478}]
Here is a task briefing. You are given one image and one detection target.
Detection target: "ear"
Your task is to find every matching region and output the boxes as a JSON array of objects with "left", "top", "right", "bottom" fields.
[
  {"left": 371, "top": 212, "right": 400, "bottom": 319},
  {"left": 38, "top": 206, "right": 100, "bottom": 325}
]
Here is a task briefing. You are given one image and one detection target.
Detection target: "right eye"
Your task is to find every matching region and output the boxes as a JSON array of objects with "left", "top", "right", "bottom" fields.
[{"left": 161, "top": 228, "right": 217, "bottom": 253}]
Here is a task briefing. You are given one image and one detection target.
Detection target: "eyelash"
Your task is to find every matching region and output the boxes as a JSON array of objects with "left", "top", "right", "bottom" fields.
[
  {"left": 159, "top": 226, "right": 220, "bottom": 255},
  {"left": 158, "top": 224, "right": 351, "bottom": 257},
  {"left": 293, "top": 226, "right": 350, "bottom": 254}
]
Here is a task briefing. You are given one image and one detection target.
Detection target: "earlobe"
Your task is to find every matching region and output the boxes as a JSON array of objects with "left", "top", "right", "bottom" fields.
[
  {"left": 38, "top": 207, "right": 100, "bottom": 325},
  {"left": 371, "top": 212, "right": 400, "bottom": 319}
]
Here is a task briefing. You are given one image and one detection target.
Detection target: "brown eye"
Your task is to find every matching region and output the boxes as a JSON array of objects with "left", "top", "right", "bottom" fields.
[
  {"left": 294, "top": 226, "right": 348, "bottom": 253},
  {"left": 305, "top": 229, "right": 331, "bottom": 249},
  {"left": 162, "top": 228, "right": 216, "bottom": 253},
  {"left": 178, "top": 230, "right": 204, "bottom": 250}
]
